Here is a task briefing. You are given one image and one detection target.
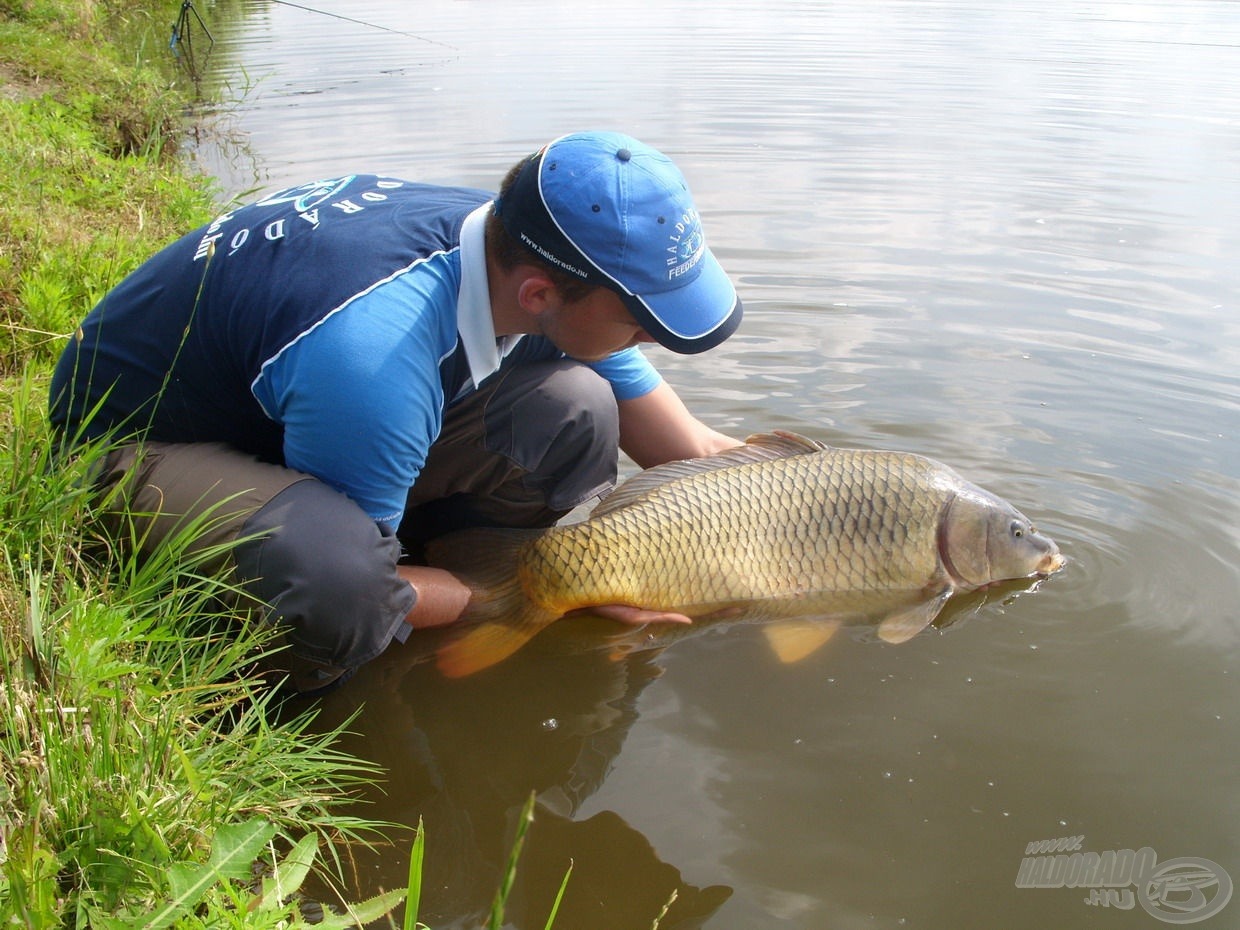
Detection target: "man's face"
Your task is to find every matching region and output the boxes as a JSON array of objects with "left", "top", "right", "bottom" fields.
[{"left": 539, "top": 286, "right": 656, "bottom": 362}]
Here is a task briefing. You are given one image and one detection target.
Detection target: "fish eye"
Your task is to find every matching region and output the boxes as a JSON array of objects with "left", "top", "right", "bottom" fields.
[{"left": 1010, "top": 521, "right": 1025, "bottom": 539}]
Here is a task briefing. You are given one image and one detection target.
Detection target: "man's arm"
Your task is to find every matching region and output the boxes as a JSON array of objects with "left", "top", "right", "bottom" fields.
[
  {"left": 398, "top": 559, "right": 690, "bottom": 631},
  {"left": 399, "top": 565, "right": 473, "bottom": 629},
  {"left": 617, "top": 379, "right": 741, "bottom": 469}
]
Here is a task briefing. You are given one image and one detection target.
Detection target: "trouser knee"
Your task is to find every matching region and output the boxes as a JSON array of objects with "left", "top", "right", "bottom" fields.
[
  {"left": 235, "top": 479, "right": 413, "bottom": 676},
  {"left": 400, "top": 360, "right": 620, "bottom": 551},
  {"left": 516, "top": 361, "right": 620, "bottom": 510}
]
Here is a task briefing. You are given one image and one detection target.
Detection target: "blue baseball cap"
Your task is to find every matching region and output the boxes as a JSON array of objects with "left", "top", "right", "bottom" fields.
[{"left": 496, "top": 131, "right": 742, "bottom": 354}]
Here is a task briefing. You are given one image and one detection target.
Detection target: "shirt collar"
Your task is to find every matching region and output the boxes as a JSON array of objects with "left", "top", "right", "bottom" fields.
[{"left": 458, "top": 202, "right": 521, "bottom": 390}]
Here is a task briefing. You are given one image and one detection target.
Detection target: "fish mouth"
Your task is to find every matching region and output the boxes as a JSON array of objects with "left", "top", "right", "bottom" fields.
[{"left": 1036, "top": 551, "right": 1067, "bottom": 576}]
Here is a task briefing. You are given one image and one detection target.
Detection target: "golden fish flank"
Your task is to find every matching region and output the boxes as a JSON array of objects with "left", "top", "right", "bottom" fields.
[
  {"left": 529, "top": 452, "right": 941, "bottom": 609},
  {"left": 429, "top": 431, "right": 1065, "bottom": 677}
]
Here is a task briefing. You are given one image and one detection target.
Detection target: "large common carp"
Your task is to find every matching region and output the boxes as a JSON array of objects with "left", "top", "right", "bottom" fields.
[{"left": 428, "top": 431, "right": 1064, "bottom": 677}]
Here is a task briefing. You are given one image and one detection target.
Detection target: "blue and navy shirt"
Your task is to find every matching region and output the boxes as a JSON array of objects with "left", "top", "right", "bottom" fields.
[{"left": 50, "top": 175, "right": 661, "bottom": 526}]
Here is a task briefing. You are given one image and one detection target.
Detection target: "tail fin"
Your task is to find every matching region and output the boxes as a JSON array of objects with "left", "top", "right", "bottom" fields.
[
  {"left": 435, "top": 608, "right": 558, "bottom": 677},
  {"left": 425, "top": 528, "right": 559, "bottom": 677}
]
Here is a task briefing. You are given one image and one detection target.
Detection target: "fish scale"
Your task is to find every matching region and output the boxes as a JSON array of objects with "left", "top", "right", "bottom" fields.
[{"left": 520, "top": 448, "right": 949, "bottom": 612}]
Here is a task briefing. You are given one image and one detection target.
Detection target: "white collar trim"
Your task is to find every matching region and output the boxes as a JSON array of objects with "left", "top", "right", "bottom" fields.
[{"left": 458, "top": 202, "right": 521, "bottom": 390}]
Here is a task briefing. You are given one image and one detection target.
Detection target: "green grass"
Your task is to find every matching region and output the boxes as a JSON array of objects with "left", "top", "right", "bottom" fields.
[
  {"left": 0, "top": 2, "right": 207, "bottom": 375},
  {"left": 0, "top": 368, "right": 408, "bottom": 926},
  {"left": 0, "top": 1, "right": 414, "bottom": 925}
]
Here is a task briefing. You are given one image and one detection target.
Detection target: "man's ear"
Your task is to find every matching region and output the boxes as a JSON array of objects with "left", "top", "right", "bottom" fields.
[{"left": 515, "top": 268, "right": 560, "bottom": 318}]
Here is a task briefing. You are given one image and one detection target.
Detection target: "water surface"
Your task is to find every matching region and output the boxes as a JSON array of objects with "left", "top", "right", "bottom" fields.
[{"left": 190, "top": 1, "right": 1240, "bottom": 926}]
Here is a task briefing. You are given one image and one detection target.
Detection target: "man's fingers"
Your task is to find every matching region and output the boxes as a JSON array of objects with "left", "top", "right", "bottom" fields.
[{"left": 573, "top": 604, "right": 693, "bottom": 626}]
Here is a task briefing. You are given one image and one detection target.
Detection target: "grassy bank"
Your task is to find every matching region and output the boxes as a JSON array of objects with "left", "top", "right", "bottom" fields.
[
  {"left": 0, "top": 2, "right": 406, "bottom": 925},
  {"left": 0, "top": 0, "right": 213, "bottom": 373}
]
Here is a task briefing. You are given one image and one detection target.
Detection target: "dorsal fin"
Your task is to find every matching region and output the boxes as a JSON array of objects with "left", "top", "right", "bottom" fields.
[
  {"left": 594, "top": 430, "right": 827, "bottom": 518},
  {"left": 742, "top": 430, "right": 829, "bottom": 456}
]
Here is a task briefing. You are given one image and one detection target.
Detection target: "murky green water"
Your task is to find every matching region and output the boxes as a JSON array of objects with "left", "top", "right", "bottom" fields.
[{"left": 192, "top": 1, "right": 1239, "bottom": 926}]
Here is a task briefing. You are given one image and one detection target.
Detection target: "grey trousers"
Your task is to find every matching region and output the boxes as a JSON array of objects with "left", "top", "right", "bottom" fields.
[{"left": 93, "top": 359, "right": 620, "bottom": 692}]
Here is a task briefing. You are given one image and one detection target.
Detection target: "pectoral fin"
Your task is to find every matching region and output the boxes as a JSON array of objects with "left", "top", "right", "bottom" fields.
[
  {"left": 763, "top": 618, "right": 842, "bottom": 663},
  {"left": 876, "top": 591, "right": 951, "bottom": 644}
]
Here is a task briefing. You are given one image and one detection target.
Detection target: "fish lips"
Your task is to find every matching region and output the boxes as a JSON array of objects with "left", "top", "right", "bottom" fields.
[{"left": 1039, "top": 550, "right": 1068, "bottom": 575}]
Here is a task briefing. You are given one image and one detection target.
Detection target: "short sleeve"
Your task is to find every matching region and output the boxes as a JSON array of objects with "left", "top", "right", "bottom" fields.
[{"left": 586, "top": 346, "right": 663, "bottom": 401}]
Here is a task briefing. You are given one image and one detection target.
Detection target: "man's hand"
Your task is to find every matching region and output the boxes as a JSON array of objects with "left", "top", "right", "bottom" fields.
[{"left": 570, "top": 604, "right": 693, "bottom": 626}]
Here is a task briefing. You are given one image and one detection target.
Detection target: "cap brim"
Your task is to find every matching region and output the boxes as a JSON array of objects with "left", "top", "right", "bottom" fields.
[{"left": 625, "top": 249, "right": 742, "bottom": 355}]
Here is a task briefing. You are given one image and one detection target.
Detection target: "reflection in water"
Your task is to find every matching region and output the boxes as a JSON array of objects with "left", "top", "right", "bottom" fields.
[
  {"left": 306, "top": 577, "right": 1049, "bottom": 927},
  {"left": 311, "top": 639, "right": 732, "bottom": 929}
]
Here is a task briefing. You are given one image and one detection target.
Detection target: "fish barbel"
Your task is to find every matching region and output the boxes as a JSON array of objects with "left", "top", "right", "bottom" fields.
[{"left": 428, "top": 431, "right": 1065, "bottom": 676}]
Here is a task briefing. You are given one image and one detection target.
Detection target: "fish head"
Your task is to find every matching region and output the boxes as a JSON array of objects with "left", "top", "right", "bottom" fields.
[{"left": 939, "top": 487, "right": 1065, "bottom": 589}]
